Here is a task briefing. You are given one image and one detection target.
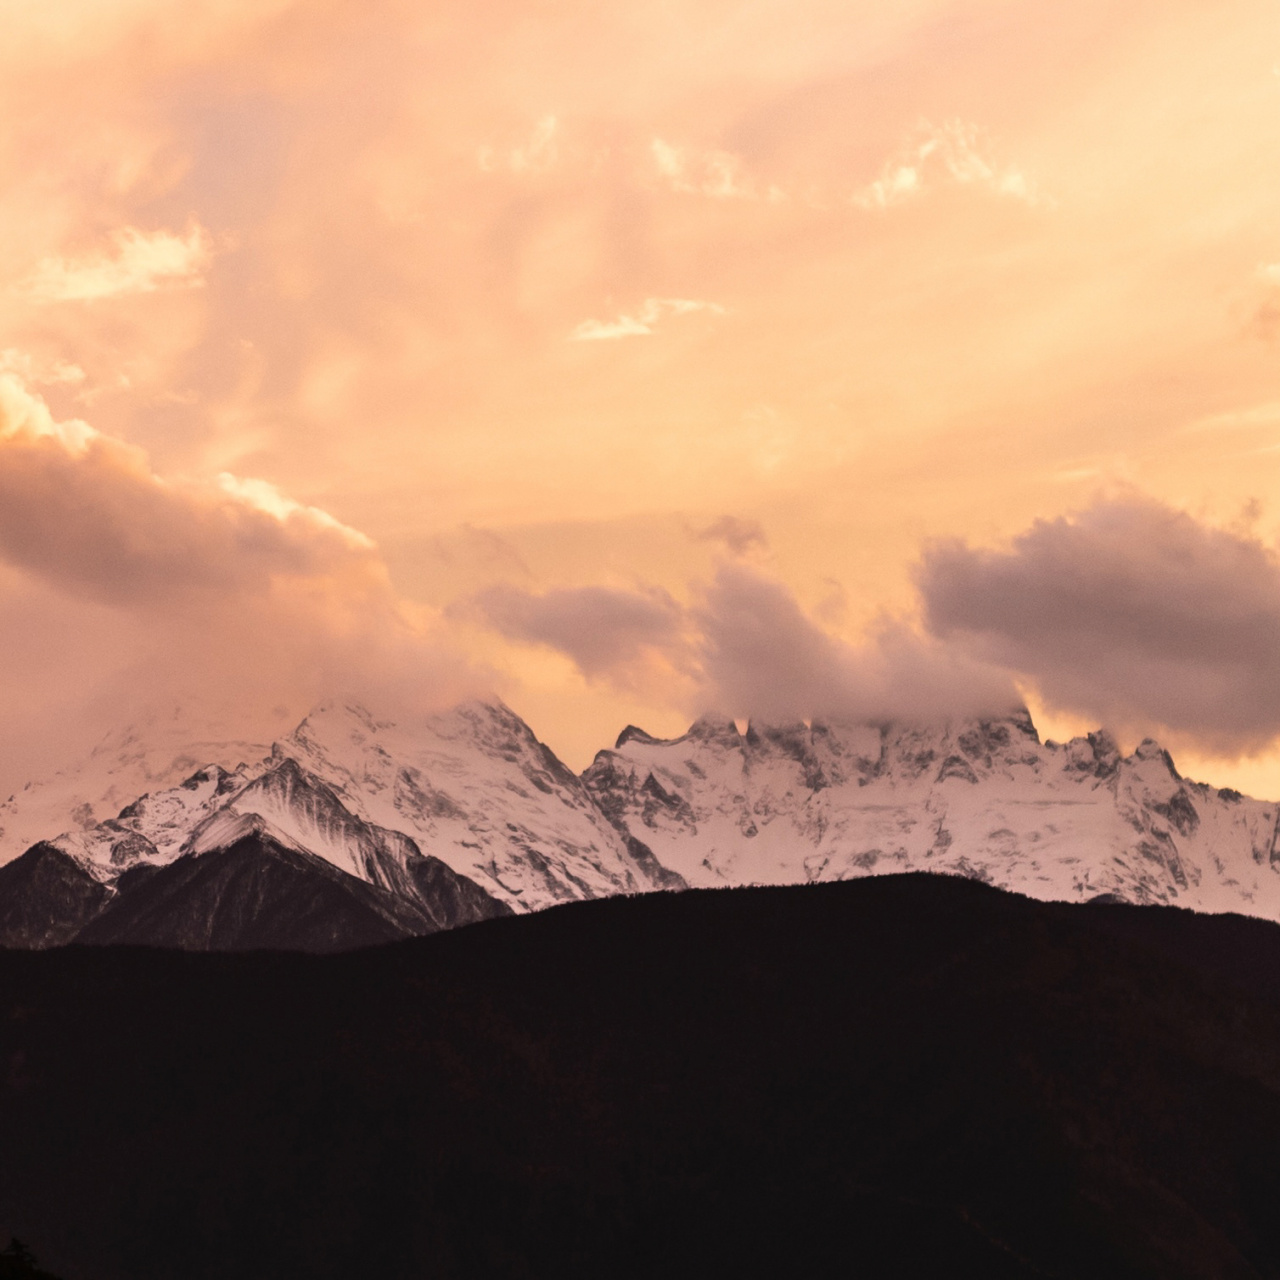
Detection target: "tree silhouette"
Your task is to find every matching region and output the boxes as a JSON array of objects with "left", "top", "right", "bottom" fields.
[{"left": 0, "top": 1239, "right": 61, "bottom": 1280}]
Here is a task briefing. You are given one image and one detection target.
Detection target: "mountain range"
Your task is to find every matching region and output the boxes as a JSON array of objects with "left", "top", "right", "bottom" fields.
[{"left": 2, "top": 698, "right": 1278, "bottom": 950}]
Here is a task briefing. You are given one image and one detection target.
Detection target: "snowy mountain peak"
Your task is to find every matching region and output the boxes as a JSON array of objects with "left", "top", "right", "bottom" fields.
[
  {"left": 615, "top": 724, "right": 665, "bottom": 750},
  {"left": 7, "top": 697, "right": 1280, "bottom": 947},
  {"left": 584, "top": 706, "right": 1280, "bottom": 919},
  {"left": 1132, "top": 737, "right": 1180, "bottom": 775}
]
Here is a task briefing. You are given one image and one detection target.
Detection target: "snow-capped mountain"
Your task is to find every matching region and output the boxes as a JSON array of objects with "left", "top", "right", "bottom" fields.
[
  {"left": 0, "top": 705, "right": 273, "bottom": 867},
  {"left": 3, "top": 697, "right": 1280, "bottom": 950},
  {"left": 584, "top": 709, "right": 1280, "bottom": 916},
  {"left": 0, "top": 699, "right": 683, "bottom": 950},
  {"left": 274, "top": 699, "right": 684, "bottom": 908}
]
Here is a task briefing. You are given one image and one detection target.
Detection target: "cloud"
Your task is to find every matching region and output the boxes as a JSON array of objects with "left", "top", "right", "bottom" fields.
[
  {"left": 215, "top": 473, "right": 376, "bottom": 550},
  {"left": 693, "top": 514, "right": 769, "bottom": 558},
  {"left": 694, "top": 565, "right": 1016, "bottom": 724},
  {"left": 854, "top": 120, "right": 1042, "bottom": 210},
  {"left": 461, "top": 581, "right": 686, "bottom": 683},
  {"left": 464, "top": 564, "right": 1017, "bottom": 724},
  {"left": 478, "top": 115, "right": 559, "bottom": 175},
  {"left": 1249, "top": 264, "right": 1280, "bottom": 341},
  {"left": 25, "top": 224, "right": 212, "bottom": 301},
  {"left": 651, "top": 137, "right": 784, "bottom": 201},
  {"left": 918, "top": 497, "right": 1280, "bottom": 751},
  {"left": 0, "top": 349, "right": 85, "bottom": 386},
  {"left": 571, "top": 297, "right": 724, "bottom": 341},
  {"left": 1181, "top": 400, "right": 1280, "bottom": 434},
  {"left": 0, "top": 373, "right": 376, "bottom": 607},
  {"left": 0, "top": 374, "right": 485, "bottom": 776}
]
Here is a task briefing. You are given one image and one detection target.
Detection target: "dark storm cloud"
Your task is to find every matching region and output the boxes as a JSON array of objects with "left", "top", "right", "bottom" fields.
[{"left": 918, "top": 497, "right": 1280, "bottom": 749}]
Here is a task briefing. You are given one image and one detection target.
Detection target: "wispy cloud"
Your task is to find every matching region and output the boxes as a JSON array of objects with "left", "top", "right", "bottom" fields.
[
  {"left": 478, "top": 115, "right": 559, "bottom": 175},
  {"left": 854, "top": 120, "right": 1042, "bottom": 210},
  {"left": 0, "top": 349, "right": 85, "bottom": 387},
  {"left": 651, "top": 138, "right": 784, "bottom": 202},
  {"left": 25, "top": 224, "right": 212, "bottom": 301},
  {"left": 693, "top": 515, "right": 769, "bottom": 558},
  {"left": 1182, "top": 401, "right": 1280, "bottom": 434},
  {"left": 570, "top": 297, "right": 725, "bottom": 341}
]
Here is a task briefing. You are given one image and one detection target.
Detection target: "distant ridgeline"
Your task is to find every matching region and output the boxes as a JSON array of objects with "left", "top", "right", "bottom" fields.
[{"left": 1, "top": 698, "right": 1279, "bottom": 951}]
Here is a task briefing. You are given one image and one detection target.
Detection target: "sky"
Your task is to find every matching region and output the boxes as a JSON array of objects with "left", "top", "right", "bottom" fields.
[{"left": 4, "top": 0, "right": 1280, "bottom": 795}]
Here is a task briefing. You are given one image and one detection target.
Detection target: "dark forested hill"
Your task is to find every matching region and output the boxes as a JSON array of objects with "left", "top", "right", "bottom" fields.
[{"left": 5, "top": 874, "right": 1280, "bottom": 1278}]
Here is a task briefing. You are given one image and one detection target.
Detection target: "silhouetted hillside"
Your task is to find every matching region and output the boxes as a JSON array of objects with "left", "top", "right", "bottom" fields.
[{"left": 5, "top": 874, "right": 1280, "bottom": 1278}]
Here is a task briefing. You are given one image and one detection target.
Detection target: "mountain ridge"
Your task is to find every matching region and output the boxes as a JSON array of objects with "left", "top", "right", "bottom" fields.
[{"left": 2, "top": 697, "right": 1280, "bottom": 949}]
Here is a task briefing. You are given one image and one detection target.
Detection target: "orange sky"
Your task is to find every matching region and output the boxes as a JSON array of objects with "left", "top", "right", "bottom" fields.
[{"left": 4, "top": 0, "right": 1280, "bottom": 794}]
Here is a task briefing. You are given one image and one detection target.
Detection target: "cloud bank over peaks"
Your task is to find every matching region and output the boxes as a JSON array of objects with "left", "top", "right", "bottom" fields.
[
  {"left": 24, "top": 224, "right": 212, "bottom": 301},
  {"left": 694, "top": 565, "right": 1018, "bottom": 724},
  {"left": 0, "top": 373, "right": 485, "bottom": 770},
  {"left": 918, "top": 496, "right": 1280, "bottom": 752},
  {"left": 854, "top": 120, "right": 1043, "bottom": 211},
  {"left": 571, "top": 297, "right": 725, "bottom": 341},
  {"left": 466, "top": 563, "right": 1018, "bottom": 725},
  {"left": 462, "top": 582, "right": 690, "bottom": 691}
]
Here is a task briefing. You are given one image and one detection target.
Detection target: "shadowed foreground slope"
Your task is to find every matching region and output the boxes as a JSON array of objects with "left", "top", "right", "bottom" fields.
[{"left": 5, "top": 875, "right": 1280, "bottom": 1278}]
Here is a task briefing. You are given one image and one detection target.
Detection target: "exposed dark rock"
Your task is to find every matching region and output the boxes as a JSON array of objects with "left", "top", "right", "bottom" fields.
[
  {"left": 394, "top": 767, "right": 467, "bottom": 823},
  {"left": 106, "top": 830, "right": 159, "bottom": 867},
  {"left": 621, "top": 835, "right": 686, "bottom": 892},
  {"left": 936, "top": 754, "right": 980, "bottom": 785},
  {"left": 639, "top": 773, "right": 697, "bottom": 830},
  {"left": 1153, "top": 789, "right": 1200, "bottom": 837},
  {"left": 615, "top": 725, "right": 664, "bottom": 749},
  {"left": 957, "top": 721, "right": 1011, "bottom": 765},
  {"left": 1007, "top": 705, "right": 1040, "bottom": 742}
]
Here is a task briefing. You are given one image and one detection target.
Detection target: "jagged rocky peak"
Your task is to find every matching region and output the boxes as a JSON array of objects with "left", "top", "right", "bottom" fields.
[
  {"left": 683, "top": 714, "right": 746, "bottom": 750},
  {"left": 262, "top": 694, "right": 677, "bottom": 912},
  {"left": 858, "top": 707, "right": 1042, "bottom": 784},
  {"left": 597, "top": 715, "right": 745, "bottom": 767},
  {"left": 1060, "top": 728, "right": 1121, "bottom": 778},
  {"left": 615, "top": 724, "right": 665, "bottom": 749},
  {"left": 11, "top": 692, "right": 1280, "bottom": 946},
  {"left": 1132, "top": 737, "right": 1182, "bottom": 778}
]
